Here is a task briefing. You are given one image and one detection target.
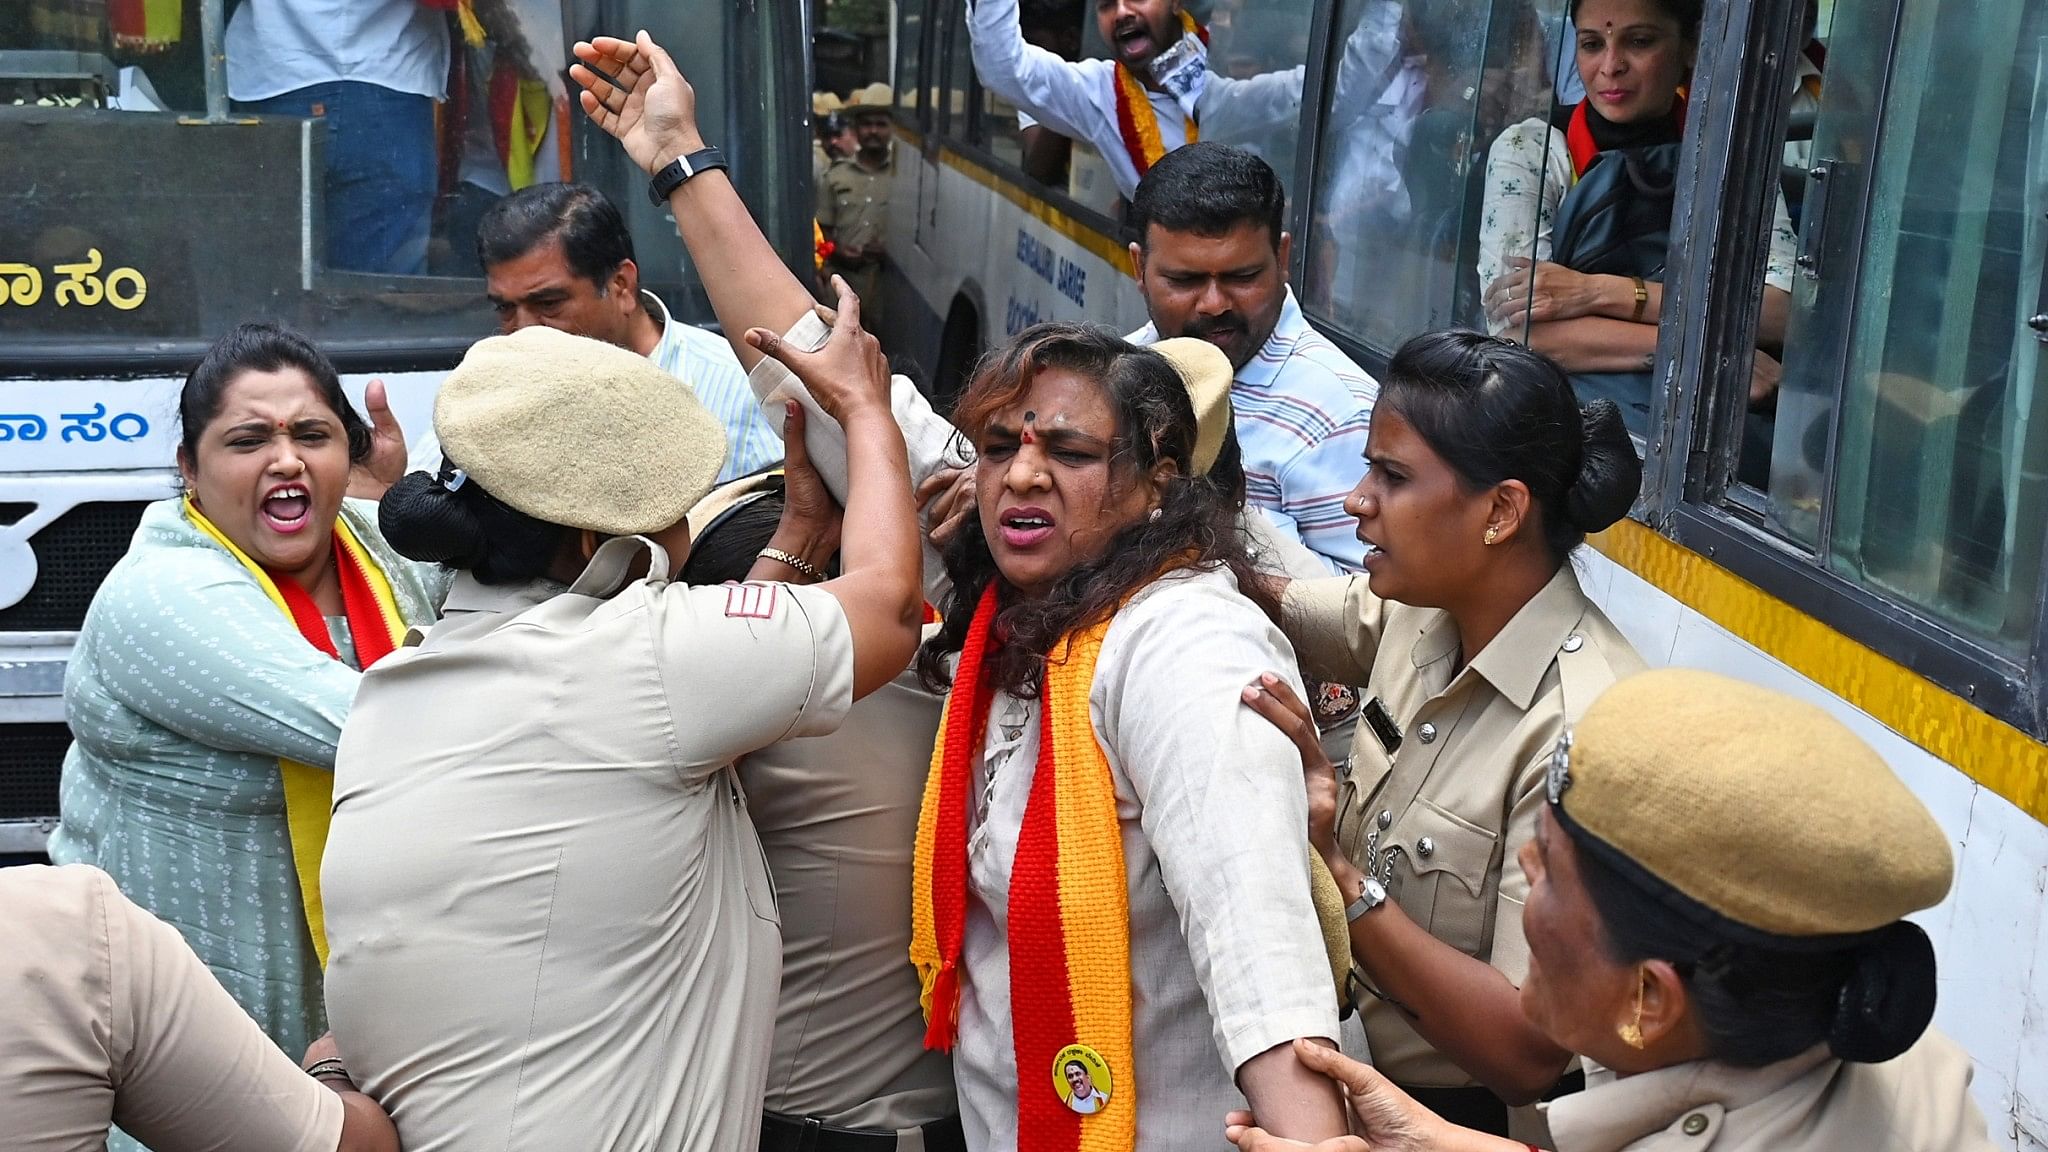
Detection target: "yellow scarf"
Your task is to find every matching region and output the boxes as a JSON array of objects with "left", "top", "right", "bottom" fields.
[{"left": 1112, "top": 10, "right": 1205, "bottom": 176}]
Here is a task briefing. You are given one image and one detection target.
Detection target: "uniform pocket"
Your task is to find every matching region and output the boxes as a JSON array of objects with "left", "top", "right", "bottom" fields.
[
  {"left": 1334, "top": 722, "right": 1396, "bottom": 862},
  {"left": 1403, "top": 799, "right": 1499, "bottom": 957}
]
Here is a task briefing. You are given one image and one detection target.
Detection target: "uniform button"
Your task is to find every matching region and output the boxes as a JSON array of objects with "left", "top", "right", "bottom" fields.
[
  {"left": 1562, "top": 634, "right": 1585, "bottom": 653},
  {"left": 1417, "top": 836, "right": 1435, "bottom": 858},
  {"left": 1417, "top": 723, "right": 1437, "bottom": 744},
  {"left": 1377, "top": 810, "right": 1392, "bottom": 831},
  {"left": 1682, "top": 1113, "right": 1708, "bottom": 1136}
]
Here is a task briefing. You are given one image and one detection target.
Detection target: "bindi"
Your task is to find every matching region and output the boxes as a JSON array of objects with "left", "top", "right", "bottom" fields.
[{"left": 1021, "top": 410, "right": 1038, "bottom": 444}]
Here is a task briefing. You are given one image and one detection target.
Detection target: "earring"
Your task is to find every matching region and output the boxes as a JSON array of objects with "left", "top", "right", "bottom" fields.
[
  {"left": 1484, "top": 524, "right": 1501, "bottom": 545},
  {"left": 1618, "top": 978, "right": 1646, "bottom": 1049},
  {"left": 1148, "top": 507, "right": 1163, "bottom": 522}
]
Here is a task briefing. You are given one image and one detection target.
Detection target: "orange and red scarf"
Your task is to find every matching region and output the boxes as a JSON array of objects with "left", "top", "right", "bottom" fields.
[
  {"left": 1113, "top": 11, "right": 1208, "bottom": 178},
  {"left": 912, "top": 586, "right": 1135, "bottom": 1151},
  {"left": 184, "top": 498, "right": 407, "bottom": 967},
  {"left": 1564, "top": 90, "right": 1689, "bottom": 180}
]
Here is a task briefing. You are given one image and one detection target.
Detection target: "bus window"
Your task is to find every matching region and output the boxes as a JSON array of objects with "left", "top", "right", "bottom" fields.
[
  {"left": 1302, "top": 0, "right": 1552, "bottom": 356},
  {"left": 898, "top": 1, "right": 926, "bottom": 119},
  {"left": 1762, "top": 0, "right": 2048, "bottom": 656},
  {"left": 1190, "top": 0, "right": 1318, "bottom": 198}
]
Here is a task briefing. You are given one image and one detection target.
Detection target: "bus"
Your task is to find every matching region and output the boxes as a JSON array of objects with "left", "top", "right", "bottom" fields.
[
  {"left": 0, "top": 1, "right": 813, "bottom": 855},
  {"left": 882, "top": 0, "right": 2048, "bottom": 1143}
]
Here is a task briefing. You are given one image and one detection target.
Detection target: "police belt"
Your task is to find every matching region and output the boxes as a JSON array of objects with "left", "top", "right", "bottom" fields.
[{"left": 759, "top": 1110, "right": 965, "bottom": 1152}]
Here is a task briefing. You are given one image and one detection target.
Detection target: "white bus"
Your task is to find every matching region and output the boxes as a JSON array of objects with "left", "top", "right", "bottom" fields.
[
  {"left": 0, "top": 0, "right": 814, "bottom": 854},
  {"left": 883, "top": 0, "right": 2048, "bottom": 1144}
]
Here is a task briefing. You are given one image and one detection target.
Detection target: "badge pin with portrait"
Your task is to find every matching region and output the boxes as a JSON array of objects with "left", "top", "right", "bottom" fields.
[{"left": 1053, "top": 1044, "right": 1113, "bottom": 1116}]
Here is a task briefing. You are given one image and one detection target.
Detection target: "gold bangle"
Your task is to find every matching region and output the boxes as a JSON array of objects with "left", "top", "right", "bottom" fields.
[
  {"left": 1631, "top": 277, "right": 1649, "bottom": 323},
  {"left": 759, "top": 547, "right": 826, "bottom": 581}
]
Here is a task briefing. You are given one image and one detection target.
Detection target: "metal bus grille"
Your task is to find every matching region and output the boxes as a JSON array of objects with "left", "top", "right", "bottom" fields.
[
  {"left": 0, "top": 724, "right": 67, "bottom": 821},
  {"left": 0, "top": 502, "right": 149, "bottom": 632}
]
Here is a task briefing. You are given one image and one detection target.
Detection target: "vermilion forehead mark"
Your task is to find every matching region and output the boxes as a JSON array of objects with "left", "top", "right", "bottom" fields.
[{"left": 1021, "top": 410, "right": 1038, "bottom": 444}]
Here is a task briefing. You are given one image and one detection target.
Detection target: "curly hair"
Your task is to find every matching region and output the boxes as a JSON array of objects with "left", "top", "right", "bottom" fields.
[{"left": 916, "top": 322, "right": 1281, "bottom": 697}]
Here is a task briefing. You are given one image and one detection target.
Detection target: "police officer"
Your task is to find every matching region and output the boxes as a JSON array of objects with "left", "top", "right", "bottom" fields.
[
  {"left": 817, "top": 83, "right": 896, "bottom": 333},
  {"left": 1244, "top": 330, "right": 1645, "bottom": 1139},
  {"left": 1228, "top": 668, "right": 1999, "bottom": 1152}
]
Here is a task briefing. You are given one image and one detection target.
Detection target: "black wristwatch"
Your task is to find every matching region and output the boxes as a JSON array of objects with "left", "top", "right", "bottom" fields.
[{"left": 647, "top": 146, "right": 728, "bottom": 205}]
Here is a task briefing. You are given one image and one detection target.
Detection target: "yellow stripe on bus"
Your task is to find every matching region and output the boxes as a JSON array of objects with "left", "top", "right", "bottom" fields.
[
  {"left": 1591, "top": 519, "right": 2048, "bottom": 823},
  {"left": 935, "top": 147, "right": 1134, "bottom": 275}
]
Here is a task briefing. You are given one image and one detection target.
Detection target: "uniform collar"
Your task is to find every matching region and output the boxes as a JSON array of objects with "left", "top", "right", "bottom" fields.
[
  {"left": 1231, "top": 288, "right": 1311, "bottom": 392},
  {"left": 437, "top": 535, "right": 669, "bottom": 618},
  {"left": 440, "top": 572, "right": 569, "bottom": 618},
  {"left": 1410, "top": 565, "right": 1592, "bottom": 710},
  {"left": 1546, "top": 1047, "right": 1835, "bottom": 1152}
]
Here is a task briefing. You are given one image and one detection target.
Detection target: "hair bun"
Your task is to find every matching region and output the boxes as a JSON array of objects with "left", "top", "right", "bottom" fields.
[
  {"left": 1828, "top": 921, "right": 1938, "bottom": 1063},
  {"left": 1562, "top": 399, "right": 1643, "bottom": 533},
  {"left": 379, "top": 471, "right": 491, "bottom": 568}
]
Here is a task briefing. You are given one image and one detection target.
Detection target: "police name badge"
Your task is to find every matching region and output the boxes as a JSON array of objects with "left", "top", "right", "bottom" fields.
[{"left": 1053, "top": 1043, "right": 1113, "bottom": 1115}]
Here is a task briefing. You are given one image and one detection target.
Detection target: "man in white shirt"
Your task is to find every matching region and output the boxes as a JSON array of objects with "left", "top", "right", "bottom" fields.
[
  {"left": 226, "top": 0, "right": 448, "bottom": 275},
  {"left": 433, "top": 182, "right": 783, "bottom": 484},
  {"left": 1125, "top": 144, "right": 1377, "bottom": 574}
]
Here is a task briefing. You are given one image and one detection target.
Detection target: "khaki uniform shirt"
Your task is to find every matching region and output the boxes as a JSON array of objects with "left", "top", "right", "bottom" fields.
[
  {"left": 957, "top": 567, "right": 1341, "bottom": 1152},
  {"left": 322, "top": 538, "right": 854, "bottom": 1152},
  {"left": 738, "top": 624, "right": 958, "bottom": 1130},
  {"left": 817, "top": 151, "right": 893, "bottom": 257},
  {"left": 4, "top": 863, "right": 341, "bottom": 1152},
  {"left": 1283, "top": 565, "right": 1643, "bottom": 1088},
  {"left": 1545, "top": 1033, "right": 2000, "bottom": 1151}
]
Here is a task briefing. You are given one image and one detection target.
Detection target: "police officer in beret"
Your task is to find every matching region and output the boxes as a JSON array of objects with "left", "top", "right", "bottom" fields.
[{"left": 1226, "top": 668, "right": 2000, "bottom": 1152}]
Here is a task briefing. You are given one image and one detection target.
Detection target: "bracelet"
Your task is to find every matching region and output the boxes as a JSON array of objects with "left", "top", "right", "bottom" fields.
[
  {"left": 303, "top": 1057, "right": 350, "bottom": 1080},
  {"left": 1630, "top": 276, "right": 1649, "bottom": 323},
  {"left": 758, "top": 547, "right": 826, "bottom": 581}
]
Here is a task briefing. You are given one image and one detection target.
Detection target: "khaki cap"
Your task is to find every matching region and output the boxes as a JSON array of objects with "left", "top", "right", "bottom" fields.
[
  {"left": 1554, "top": 668, "right": 1953, "bottom": 939},
  {"left": 812, "top": 91, "right": 843, "bottom": 116},
  {"left": 1307, "top": 851, "right": 1354, "bottom": 1010},
  {"left": 1151, "top": 337, "right": 1233, "bottom": 477},
  {"left": 843, "top": 82, "right": 894, "bottom": 113},
  {"left": 434, "top": 326, "right": 727, "bottom": 537}
]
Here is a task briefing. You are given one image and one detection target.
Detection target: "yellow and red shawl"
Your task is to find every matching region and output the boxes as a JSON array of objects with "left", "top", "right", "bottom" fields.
[
  {"left": 1112, "top": 11, "right": 1208, "bottom": 178},
  {"left": 184, "top": 498, "right": 407, "bottom": 967},
  {"left": 912, "top": 586, "right": 1135, "bottom": 1151}
]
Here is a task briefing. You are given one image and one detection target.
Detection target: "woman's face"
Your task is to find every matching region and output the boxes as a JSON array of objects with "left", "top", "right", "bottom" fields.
[
  {"left": 1518, "top": 808, "right": 1644, "bottom": 1069},
  {"left": 178, "top": 368, "right": 353, "bottom": 580},
  {"left": 974, "top": 367, "right": 1159, "bottom": 599},
  {"left": 1575, "top": 0, "right": 1693, "bottom": 125},
  {"left": 1344, "top": 405, "right": 1494, "bottom": 607}
]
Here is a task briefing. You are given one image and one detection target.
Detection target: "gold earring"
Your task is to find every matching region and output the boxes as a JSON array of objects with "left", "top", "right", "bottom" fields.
[
  {"left": 1618, "top": 978, "right": 1646, "bottom": 1049},
  {"left": 1484, "top": 524, "right": 1500, "bottom": 545}
]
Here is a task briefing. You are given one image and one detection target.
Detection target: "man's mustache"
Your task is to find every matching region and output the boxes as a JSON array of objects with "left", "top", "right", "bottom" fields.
[{"left": 1182, "top": 314, "right": 1246, "bottom": 339}]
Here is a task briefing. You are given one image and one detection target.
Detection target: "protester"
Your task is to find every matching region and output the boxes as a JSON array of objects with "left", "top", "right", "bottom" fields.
[
  {"left": 418, "top": 180, "right": 781, "bottom": 484},
  {"left": 227, "top": 0, "right": 448, "bottom": 274},
  {"left": 49, "top": 322, "right": 444, "bottom": 1067},
  {"left": 968, "top": 0, "right": 1420, "bottom": 201},
  {"left": 569, "top": 31, "right": 1348, "bottom": 1150},
  {"left": 318, "top": 311, "right": 920, "bottom": 1151},
  {"left": 6, "top": 864, "right": 401, "bottom": 1152},
  {"left": 1476, "top": 0, "right": 1794, "bottom": 439},
  {"left": 680, "top": 475, "right": 964, "bottom": 1151},
  {"left": 1226, "top": 669, "right": 2001, "bottom": 1152},
  {"left": 1244, "top": 330, "right": 1645, "bottom": 1139},
  {"left": 818, "top": 84, "right": 898, "bottom": 333}
]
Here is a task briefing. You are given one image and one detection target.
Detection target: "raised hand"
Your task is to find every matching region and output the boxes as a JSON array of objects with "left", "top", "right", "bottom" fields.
[
  {"left": 347, "top": 378, "right": 407, "bottom": 501},
  {"left": 743, "top": 276, "right": 890, "bottom": 427},
  {"left": 570, "top": 32, "right": 704, "bottom": 175}
]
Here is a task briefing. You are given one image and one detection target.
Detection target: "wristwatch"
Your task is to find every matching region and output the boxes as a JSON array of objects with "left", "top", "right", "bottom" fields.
[
  {"left": 1344, "top": 875, "right": 1388, "bottom": 922},
  {"left": 648, "top": 145, "right": 729, "bottom": 205}
]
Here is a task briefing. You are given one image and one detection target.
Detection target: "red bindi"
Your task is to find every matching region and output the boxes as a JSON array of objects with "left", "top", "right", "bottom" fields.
[{"left": 1021, "top": 411, "right": 1038, "bottom": 445}]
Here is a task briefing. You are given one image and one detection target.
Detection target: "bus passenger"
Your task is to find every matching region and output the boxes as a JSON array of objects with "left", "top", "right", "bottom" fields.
[
  {"left": 1128, "top": 143, "right": 1380, "bottom": 575},
  {"left": 319, "top": 314, "right": 924, "bottom": 1151},
  {"left": 1226, "top": 669, "right": 2000, "bottom": 1152},
  {"left": 679, "top": 474, "right": 965, "bottom": 1152},
  {"left": 1476, "top": 0, "right": 1794, "bottom": 438},
  {"left": 49, "top": 323, "right": 446, "bottom": 1068},
  {"left": 1244, "top": 331, "right": 1646, "bottom": 1139},
  {"left": 818, "top": 85, "right": 898, "bottom": 336},
  {"left": 569, "top": 33, "right": 1350, "bottom": 1150},
  {"left": 436, "top": 181, "right": 783, "bottom": 485},
  {"left": 967, "top": 0, "right": 1421, "bottom": 201}
]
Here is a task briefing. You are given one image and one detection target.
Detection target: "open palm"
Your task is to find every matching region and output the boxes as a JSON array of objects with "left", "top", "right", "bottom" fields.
[{"left": 569, "top": 32, "right": 702, "bottom": 175}]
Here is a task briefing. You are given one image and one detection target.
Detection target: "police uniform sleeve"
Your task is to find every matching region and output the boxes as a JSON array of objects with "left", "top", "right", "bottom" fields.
[
  {"left": 98, "top": 867, "right": 345, "bottom": 1152},
  {"left": 816, "top": 165, "right": 839, "bottom": 231},
  {"left": 1282, "top": 574, "right": 1388, "bottom": 687},
  {"left": 657, "top": 580, "right": 856, "bottom": 776}
]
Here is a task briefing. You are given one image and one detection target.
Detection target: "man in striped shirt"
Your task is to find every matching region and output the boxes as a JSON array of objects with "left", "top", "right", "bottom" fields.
[
  {"left": 473, "top": 182, "right": 783, "bottom": 484},
  {"left": 1125, "top": 143, "right": 1377, "bottom": 573}
]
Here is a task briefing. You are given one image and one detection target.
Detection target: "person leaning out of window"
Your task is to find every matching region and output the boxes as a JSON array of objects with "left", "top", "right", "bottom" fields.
[
  {"left": 1242, "top": 331, "right": 1647, "bottom": 1142},
  {"left": 1227, "top": 668, "right": 2001, "bottom": 1152}
]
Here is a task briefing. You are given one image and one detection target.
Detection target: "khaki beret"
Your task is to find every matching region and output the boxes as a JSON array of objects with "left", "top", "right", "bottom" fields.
[
  {"left": 1150, "top": 337, "right": 1233, "bottom": 477},
  {"left": 1306, "top": 850, "right": 1354, "bottom": 1011},
  {"left": 1554, "top": 668, "right": 1953, "bottom": 939},
  {"left": 843, "top": 82, "right": 894, "bottom": 113},
  {"left": 435, "top": 326, "right": 727, "bottom": 537}
]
